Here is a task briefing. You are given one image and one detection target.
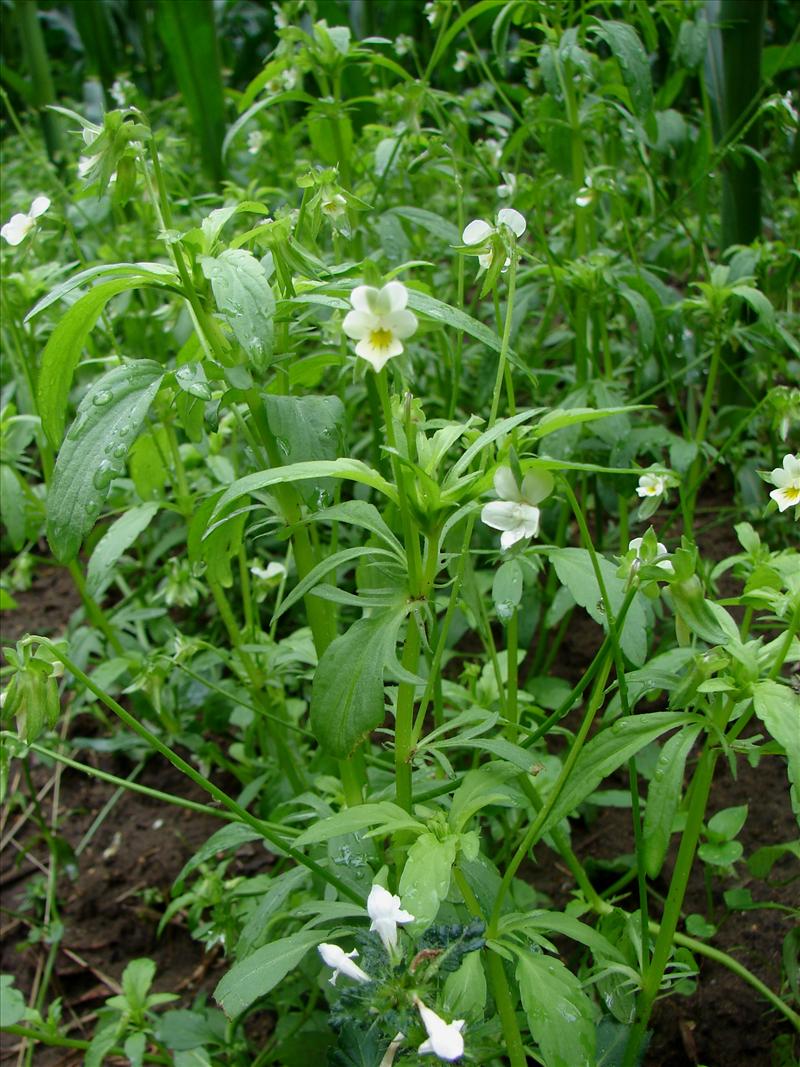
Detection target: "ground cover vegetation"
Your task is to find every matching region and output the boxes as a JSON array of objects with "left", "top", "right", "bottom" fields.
[{"left": 0, "top": 1, "right": 798, "bottom": 1065}]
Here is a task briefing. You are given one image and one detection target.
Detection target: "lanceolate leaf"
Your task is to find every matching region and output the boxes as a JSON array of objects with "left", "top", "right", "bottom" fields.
[
  {"left": 201, "top": 250, "right": 275, "bottom": 372},
  {"left": 539, "top": 712, "right": 698, "bottom": 836},
  {"left": 47, "top": 362, "right": 164, "bottom": 563},
  {"left": 310, "top": 610, "right": 406, "bottom": 758},
  {"left": 590, "top": 19, "right": 653, "bottom": 118},
  {"left": 214, "top": 459, "right": 398, "bottom": 516},
  {"left": 37, "top": 278, "right": 166, "bottom": 446},
  {"left": 515, "top": 952, "right": 596, "bottom": 1067},
  {"left": 752, "top": 680, "right": 800, "bottom": 821},
  {"left": 643, "top": 723, "right": 704, "bottom": 877},
  {"left": 86, "top": 502, "right": 159, "bottom": 598},
  {"left": 214, "top": 930, "right": 323, "bottom": 1018}
]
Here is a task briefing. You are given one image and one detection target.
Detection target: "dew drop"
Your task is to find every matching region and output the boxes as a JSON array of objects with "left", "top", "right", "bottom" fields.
[
  {"left": 92, "top": 461, "right": 115, "bottom": 491},
  {"left": 92, "top": 389, "right": 113, "bottom": 406}
]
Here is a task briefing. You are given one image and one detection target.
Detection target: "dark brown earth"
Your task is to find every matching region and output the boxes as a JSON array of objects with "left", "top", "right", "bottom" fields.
[{"left": 1, "top": 510, "right": 797, "bottom": 1066}]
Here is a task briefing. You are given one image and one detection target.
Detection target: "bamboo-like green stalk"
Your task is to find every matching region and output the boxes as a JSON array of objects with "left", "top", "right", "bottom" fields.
[{"left": 14, "top": 0, "right": 62, "bottom": 161}]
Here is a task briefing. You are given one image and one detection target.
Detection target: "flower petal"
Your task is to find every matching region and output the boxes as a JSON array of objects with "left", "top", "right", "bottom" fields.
[
  {"left": 342, "top": 309, "right": 373, "bottom": 340},
  {"left": 351, "top": 285, "right": 380, "bottom": 314},
  {"left": 520, "top": 470, "right": 554, "bottom": 505},
  {"left": 770, "top": 485, "right": 800, "bottom": 512},
  {"left": 496, "top": 207, "right": 526, "bottom": 237},
  {"left": 384, "top": 308, "right": 418, "bottom": 339},
  {"left": 29, "top": 196, "right": 50, "bottom": 218},
  {"left": 500, "top": 527, "right": 528, "bottom": 550},
  {"left": 481, "top": 500, "right": 521, "bottom": 531},
  {"left": 380, "top": 280, "right": 409, "bottom": 313},
  {"left": 1, "top": 214, "right": 33, "bottom": 246},
  {"left": 493, "top": 466, "right": 519, "bottom": 501},
  {"left": 462, "top": 218, "right": 493, "bottom": 245},
  {"left": 355, "top": 334, "right": 404, "bottom": 372}
]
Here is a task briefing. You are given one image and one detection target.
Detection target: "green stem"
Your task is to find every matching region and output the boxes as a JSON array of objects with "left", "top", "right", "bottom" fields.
[
  {"left": 489, "top": 650, "right": 615, "bottom": 937},
  {"left": 394, "top": 617, "right": 421, "bottom": 813},
  {"left": 622, "top": 743, "right": 718, "bottom": 1067},
  {"left": 505, "top": 609, "right": 519, "bottom": 742},
  {"left": 487, "top": 259, "right": 517, "bottom": 430},
  {"left": 40, "top": 643, "right": 363, "bottom": 905},
  {"left": 0, "top": 1026, "right": 168, "bottom": 1064}
]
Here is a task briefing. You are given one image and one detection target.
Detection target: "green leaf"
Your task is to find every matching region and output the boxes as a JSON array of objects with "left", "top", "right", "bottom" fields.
[
  {"left": 398, "top": 831, "right": 458, "bottom": 931},
  {"left": 405, "top": 289, "right": 508, "bottom": 356},
  {"left": 174, "top": 823, "right": 265, "bottom": 890},
  {"left": 214, "top": 930, "right": 323, "bottom": 1018},
  {"left": 237, "top": 867, "right": 309, "bottom": 958},
  {"left": 274, "top": 546, "right": 401, "bottom": 624},
  {"left": 214, "top": 459, "right": 398, "bottom": 517},
  {"left": 311, "top": 611, "right": 406, "bottom": 758},
  {"left": 264, "top": 394, "right": 344, "bottom": 504},
  {"left": 539, "top": 713, "right": 696, "bottom": 836},
  {"left": 25, "top": 263, "right": 179, "bottom": 323},
  {"left": 733, "top": 285, "right": 775, "bottom": 327},
  {"left": 443, "top": 950, "right": 487, "bottom": 1018},
  {"left": 37, "top": 278, "right": 158, "bottom": 447},
  {"left": 549, "top": 548, "right": 648, "bottom": 665},
  {"left": 515, "top": 952, "right": 597, "bottom": 1067},
  {"left": 121, "top": 958, "right": 156, "bottom": 1009},
  {"left": 306, "top": 500, "right": 404, "bottom": 557},
  {"left": 293, "top": 801, "right": 422, "bottom": 848},
  {"left": 533, "top": 406, "right": 643, "bottom": 439},
  {"left": 0, "top": 465, "right": 26, "bottom": 550},
  {"left": 86, "top": 503, "right": 159, "bottom": 598},
  {"left": 752, "top": 680, "right": 799, "bottom": 821},
  {"left": 707, "top": 804, "right": 748, "bottom": 842},
  {"left": 643, "top": 724, "right": 703, "bottom": 877},
  {"left": 47, "top": 362, "right": 164, "bottom": 563},
  {"left": 619, "top": 288, "right": 655, "bottom": 350},
  {"left": 0, "top": 975, "right": 28, "bottom": 1027},
  {"left": 504, "top": 911, "right": 625, "bottom": 964},
  {"left": 155, "top": 0, "right": 225, "bottom": 183},
  {"left": 449, "top": 762, "right": 521, "bottom": 833},
  {"left": 387, "top": 206, "right": 461, "bottom": 244},
  {"left": 201, "top": 250, "right": 275, "bottom": 372},
  {"left": 590, "top": 20, "right": 653, "bottom": 119}
]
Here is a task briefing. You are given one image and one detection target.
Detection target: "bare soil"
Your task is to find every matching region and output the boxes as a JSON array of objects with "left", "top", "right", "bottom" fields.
[{"left": 1, "top": 518, "right": 797, "bottom": 1066}]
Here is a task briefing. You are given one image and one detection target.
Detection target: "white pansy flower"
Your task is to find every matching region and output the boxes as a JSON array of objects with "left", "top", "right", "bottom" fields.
[
  {"left": 250, "top": 562, "right": 286, "bottom": 581},
  {"left": 247, "top": 130, "right": 266, "bottom": 155},
  {"left": 462, "top": 207, "right": 526, "bottom": 272},
  {"left": 496, "top": 172, "right": 516, "bottom": 198},
  {"left": 628, "top": 536, "right": 674, "bottom": 574},
  {"left": 272, "top": 2, "right": 288, "bottom": 29},
  {"left": 321, "top": 191, "right": 347, "bottom": 219},
  {"left": 768, "top": 453, "right": 800, "bottom": 514},
  {"left": 1, "top": 196, "right": 50, "bottom": 246},
  {"left": 424, "top": 1, "right": 439, "bottom": 26},
  {"left": 575, "top": 174, "right": 595, "bottom": 207},
  {"left": 415, "top": 997, "right": 466, "bottom": 1061},
  {"left": 394, "top": 34, "right": 413, "bottom": 57},
  {"left": 282, "top": 68, "right": 298, "bottom": 91},
  {"left": 636, "top": 471, "right": 669, "bottom": 499},
  {"left": 317, "top": 943, "right": 371, "bottom": 985},
  {"left": 342, "top": 281, "right": 418, "bottom": 372},
  {"left": 367, "top": 884, "right": 414, "bottom": 953},
  {"left": 453, "top": 50, "right": 470, "bottom": 73},
  {"left": 481, "top": 466, "right": 553, "bottom": 550}
]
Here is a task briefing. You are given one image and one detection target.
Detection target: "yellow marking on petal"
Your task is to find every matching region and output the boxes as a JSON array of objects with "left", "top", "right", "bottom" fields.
[
  {"left": 369, "top": 328, "right": 394, "bottom": 351},
  {"left": 785, "top": 486, "right": 800, "bottom": 502}
]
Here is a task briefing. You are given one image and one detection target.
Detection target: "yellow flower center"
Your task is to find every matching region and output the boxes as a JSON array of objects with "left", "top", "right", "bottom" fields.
[
  {"left": 785, "top": 485, "right": 800, "bottom": 502},
  {"left": 369, "top": 327, "right": 393, "bottom": 351}
]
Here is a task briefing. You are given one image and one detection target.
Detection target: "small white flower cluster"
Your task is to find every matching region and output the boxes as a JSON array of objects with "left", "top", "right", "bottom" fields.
[
  {"left": 1, "top": 196, "right": 49, "bottom": 247},
  {"left": 317, "top": 884, "right": 465, "bottom": 1061}
]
